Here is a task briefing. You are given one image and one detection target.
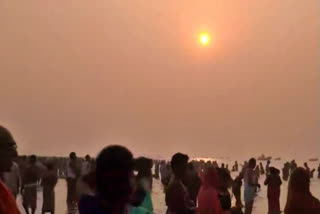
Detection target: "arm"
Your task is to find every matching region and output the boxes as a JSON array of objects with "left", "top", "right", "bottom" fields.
[{"left": 264, "top": 176, "right": 269, "bottom": 186}]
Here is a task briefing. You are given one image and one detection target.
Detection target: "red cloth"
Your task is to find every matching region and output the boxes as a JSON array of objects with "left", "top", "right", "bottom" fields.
[{"left": 0, "top": 179, "right": 20, "bottom": 214}]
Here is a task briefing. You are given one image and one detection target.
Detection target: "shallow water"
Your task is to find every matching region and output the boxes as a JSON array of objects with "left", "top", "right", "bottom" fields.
[{"left": 16, "top": 160, "right": 320, "bottom": 214}]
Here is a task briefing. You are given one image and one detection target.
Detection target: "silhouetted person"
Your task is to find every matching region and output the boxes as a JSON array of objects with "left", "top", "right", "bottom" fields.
[
  {"left": 264, "top": 167, "right": 282, "bottom": 214},
  {"left": 66, "top": 152, "right": 81, "bottom": 206},
  {"left": 197, "top": 166, "right": 222, "bottom": 214},
  {"left": 232, "top": 173, "right": 244, "bottom": 208},
  {"left": 259, "top": 162, "right": 265, "bottom": 175},
  {"left": 244, "top": 158, "right": 259, "bottom": 214},
  {"left": 0, "top": 125, "right": 20, "bottom": 214},
  {"left": 185, "top": 162, "right": 201, "bottom": 205},
  {"left": 81, "top": 155, "right": 91, "bottom": 176},
  {"left": 266, "top": 160, "right": 271, "bottom": 175},
  {"left": 79, "top": 145, "right": 135, "bottom": 214},
  {"left": 282, "top": 162, "right": 290, "bottom": 181},
  {"left": 318, "top": 164, "right": 320, "bottom": 179},
  {"left": 217, "top": 168, "right": 232, "bottom": 212},
  {"left": 235, "top": 161, "right": 239, "bottom": 171},
  {"left": 289, "top": 160, "right": 297, "bottom": 175},
  {"left": 304, "top": 162, "right": 310, "bottom": 173},
  {"left": 41, "top": 162, "right": 58, "bottom": 214},
  {"left": 3, "top": 160, "right": 21, "bottom": 199},
  {"left": 22, "top": 155, "right": 41, "bottom": 214},
  {"left": 165, "top": 153, "right": 194, "bottom": 214},
  {"left": 309, "top": 169, "right": 315, "bottom": 178},
  {"left": 284, "top": 167, "right": 320, "bottom": 214},
  {"left": 131, "top": 157, "right": 154, "bottom": 213}
]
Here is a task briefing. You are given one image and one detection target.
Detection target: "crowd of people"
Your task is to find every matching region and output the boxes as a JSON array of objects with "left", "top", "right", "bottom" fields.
[{"left": 1, "top": 125, "right": 320, "bottom": 214}]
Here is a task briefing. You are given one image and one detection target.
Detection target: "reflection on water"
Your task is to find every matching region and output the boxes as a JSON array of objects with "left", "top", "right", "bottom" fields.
[{"left": 16, "top": 160, "right": 320, "bottom": 214}]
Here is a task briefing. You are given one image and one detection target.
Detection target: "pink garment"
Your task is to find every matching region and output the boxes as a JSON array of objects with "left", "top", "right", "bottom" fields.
[{"left": 197, "top": 185, "right": 222, "bottom": 214}]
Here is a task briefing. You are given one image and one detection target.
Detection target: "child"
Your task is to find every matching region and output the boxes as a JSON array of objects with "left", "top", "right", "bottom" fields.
[{"left": 264, "top": 167, "right": 282, "bottom": 214}]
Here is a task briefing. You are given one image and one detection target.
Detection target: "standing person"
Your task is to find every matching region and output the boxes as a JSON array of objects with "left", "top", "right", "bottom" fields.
[
  {"left": 22, "top": 155, "right": 41, "bottom": 214},
  {"left": 165, "top": 153, "right": 195, "bottom": 214},
  {"left": 66, "top": 152, "right": 81, "bottom": 206},
  {"left": 232, "top": 173, "right": 244, "bottom": 208},
  {"left": 78, "top": 145, "right": 135, "bottom": 214},
  {"left": 259, "top": 163, "right": 265, "bottom": 175},
  {"left": 284, "top": 167, "right": 320, "bottom": 214},
  {"left": 3, "top": 160, "right": 21, "bottom": 199},
  {"left": 0, "top": 125, "right": 20, "bottom": 214},
  {"left": 244, "top": 158, "right": 259, "bottom": 214},
  {"left": 131, "top": 157, "right": 154, "bottom": 214},
  {"left": 197, "top": 166, "right": 223, "bottom": 214},
  {"left": 41, "top": 162, "right": 58, "bottom": 214},
  {"left": 81, "top": 155, "right": 91, "bottom": 176},
  {"left": 266, "top": 160, "right": 271, "bottom": 175},
  {"left": 264, "top": 167, "right": 282, "bottom": 214},
  {"left": 282, "top": 163, "right": 290, "bottom": 181}
]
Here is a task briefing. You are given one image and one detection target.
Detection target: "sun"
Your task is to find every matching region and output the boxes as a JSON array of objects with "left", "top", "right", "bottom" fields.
[{"left": 199, "top": 32, "right": 210, "bottom": 46}]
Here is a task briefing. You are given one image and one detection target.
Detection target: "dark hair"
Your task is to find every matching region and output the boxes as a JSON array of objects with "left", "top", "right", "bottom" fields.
[
  {"left": 248, "top": 158, "right": 256, "bottom": 168},
  {"left": 30, "top": 155, "right": 37, "bottom": 164},
  {"left": 96, "top": 145, "right": 134, "bottom": 203},
  {"left": 171, "top": 153, "right": 189, "bottom": 178},
  {"left": 0, "top": 125, "right": 17, "bottom": 156},
  {"left": 69, "top": 152, "right": 76, "bottom": 159}
]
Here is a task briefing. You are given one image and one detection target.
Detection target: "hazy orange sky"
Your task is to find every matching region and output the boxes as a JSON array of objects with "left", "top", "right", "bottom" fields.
[{"left": 0, "top": 1, "right": 319, "bottom": 159}]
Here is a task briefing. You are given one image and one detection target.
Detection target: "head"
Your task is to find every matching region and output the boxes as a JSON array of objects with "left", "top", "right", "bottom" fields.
[
  {"left": 69, "top": 152, "right": 77, "bottom": 160},
  {"left": 288, "top": 167, "right": 310, "bottom": 194},
  {"left": 85, "top": 155, "right": 91, "bottom": 162},
  {"left": 96, "top": 145, "right": 134, "bottom": 205},
  {"left": 134, "top": 157, "right": 153, "bottom": 177},
  {"left": 269, "top": 167, "right": 280, "bottom": 175},
  {"left": 170, "top": 153, "right": 189, "bottom": 179},
  {"left": 0, "top": 126, "right": 18, "bottom": 172},
  {"left": 248, "top": 158, "right": 256, "bottom": 169},
  {"left": 29, "top": 155, "right": 37, "bottom": 165}
]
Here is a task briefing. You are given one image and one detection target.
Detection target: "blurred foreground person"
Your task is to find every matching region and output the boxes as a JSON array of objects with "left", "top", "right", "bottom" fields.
[
  {"left": 197, "top": 166, "right": 222, "bottom": 214},
  {"left": 264, "top": 167, "right": 282, "bottom": 214},
  {"left": 41, "top": 162, "right": 58, "bottom": 214},
  {"left": 0, "top": 125, "right": 20, "bottom": 214},
  {"left": 165, "top": 153, "right": 195, "bottom": 214},
  {"left": 79, "top": 145, "right": 135, "bottom": 214},
  {"left": 22, "top": 155, "right": 41, "bottom": 214},
  {"left": 217, "top": 168, "right": 232, "bottom": 213},
  {"left": 284, "top": 167, "right": 320, "bottom": 214},
  {"left": 244, "top": 158, "right": 259, "bottom": 214}
]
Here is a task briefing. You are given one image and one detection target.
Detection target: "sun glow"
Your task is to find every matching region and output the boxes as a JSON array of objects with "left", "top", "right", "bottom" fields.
[{"left": 199, "top": 32, "right": 210, "bottom": 46}]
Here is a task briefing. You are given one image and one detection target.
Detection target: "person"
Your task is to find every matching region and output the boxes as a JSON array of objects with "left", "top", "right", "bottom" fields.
[
  {"left": 131, "top": 157, "right": 154, "bottom": 214},
  {"left": 304, "top": 163, "right": 310, "bottom": 173},
  {"left": 22, "top": 155, "right": 41, "bottom": 214},
  {"left": 78, "top": 145, "right": 135, "bottom": 214},
  {"left": 289, "top": 160, "right": 297, "bottom": 175},
  {"left": 317, "top": 164, "right": 320, "bottom": 179},
  {"left": 0, "top": 125, "right": 20, "bottom": 214},
  {"left": 165, "top": 153, "right": 195, "bottom": 214},
  {"left": 266, "top": 160, "right": 271, "bottom": 175},
  {"left": 185, "top": 162, "right": 201, "bottom": 205},
  {"left": 66, "top": 152, "right": 81, "bottom": 206},
  {"left": 284, "top": 167, "right": 320, "bottom": 214},
  {"left": 217, "top": 168, "right": 232, "bottom": 213},
  {"left": 232, "top": 173, "right": 244, "bottom": 208},
  {"left": 41, "top": 162, "right": 58, "bottom": 214},
  {"left": 264, "top": 167, "right": 282, "bottom": 214},
  {"left": 259, "top": 162, "right": 265, "bottom": 175},
  {"left": 3, "top": 160, "right": 21, "bottom": 199},
  {"left": 282, "top": 163, "right": 290, "bottom": 181},
  {"left": 309, "top": 169, "right": 315, "bottom": 178},
  {"left": 160, "top": 161, "right": 171, "bottom": 187},
  {"left": 197, "top": 166, "right": 222, "bottom": 214},
  {"left": 253, "top": 166, "right": 260, "bottom": 192},
  {"left": 235, "top": 161, "right": 238, "bottom": 171},
  {"left": 244, "top": 158, "right": 259, "bottom": 214},
  {"left": 81, "top": 155, "right": 92, "bottom": 176}
]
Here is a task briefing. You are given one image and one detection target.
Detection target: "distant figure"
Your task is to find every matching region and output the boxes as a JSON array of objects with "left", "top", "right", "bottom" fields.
[
  {"left": 304, "top": 162, "right": 310, "bottom": 173},
  {"left": 165, "top": 153, "right": 194, "bottom": 214},
  {"left": 217, "top": 168, "right": 232, "bottom": 213},
  {"left": 131, "top": 157, "right": 154, "bottom": 214},
  {"left": 284, "top": 167, "right": 320, "bottom": 214},
  {"left": 235, "top": 161, "right": 239, "bottom": 171},
  {"left": 221, "top": 163, "right": 225, "bottom": 169},
  {"left": 81, "top": 155, "right": 91, "bottom": 176},
  {"left": 244, "top": 158, "right": 259, "bottom": 214},
  {"left": 154, "top": 160, "right": 160, "bottom": 180},
  {"left": 259, "top": 162, "right": 265, "bottom": 175},
  {"left": 0, "top": 125, "right": 20, "bottom": 214},
  {"left": 232, "top": 173, "right": 244, "bottom": 208},
  {"left": 66, "top": 152, "right": 81, "bottom": 205},
  {"left": 78, "top": 145, "right": 135, "bottom": 214},
  {"left": 282, "top": 162, "right": 290, "bottom": 181},
  {"left": 289, "top": 160, "right": 297, "bottom": 175},
  {"left": 41, "top": 162, "right": 58, "bottom": 214},
  {"left": 264, "top": 167, "right": 282, "bottom": 214},
  {"left": 185, "top": 162, "right": 201, "bottom": 205},
  {"left": 317, "top": 164, "right": 320, "bottom": 179},
  {"left": 197, "top": 166, "right": 222, "bottom": 214},
  {"left": 3, "top": 161, "right": 21, "bottom": 199},
  {"left": 266, "top": 160, "right": 271, "bottom": 175},
  {"left": 22, "top": 155, "right": 41, "bottom": 214}
]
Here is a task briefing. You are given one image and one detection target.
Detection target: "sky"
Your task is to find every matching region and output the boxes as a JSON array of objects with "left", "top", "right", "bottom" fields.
[{"left": 0, "top": 0, "right": 319, "bottom": 160}]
